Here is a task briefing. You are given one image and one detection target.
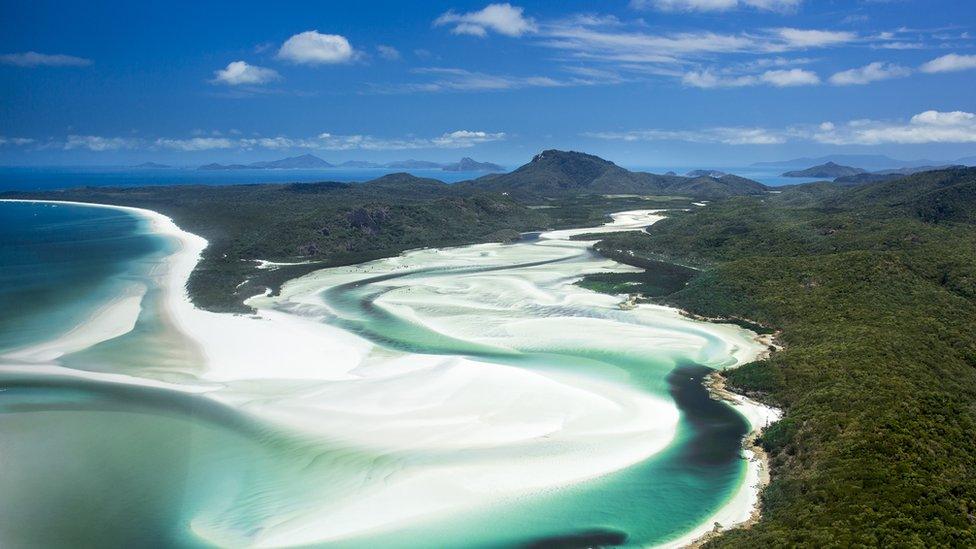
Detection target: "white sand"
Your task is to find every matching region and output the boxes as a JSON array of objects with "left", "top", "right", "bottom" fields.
[
  {"left": 2, "top": 200, "right": 777, "bottom": 547},
  {"left": 2, "top": 285, "right": 146, "bottom": 363}
]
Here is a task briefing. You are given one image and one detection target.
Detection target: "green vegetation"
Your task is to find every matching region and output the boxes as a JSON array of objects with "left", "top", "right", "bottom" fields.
[{"left": 593, "top": 167, "right": 976, "bottom": 546}]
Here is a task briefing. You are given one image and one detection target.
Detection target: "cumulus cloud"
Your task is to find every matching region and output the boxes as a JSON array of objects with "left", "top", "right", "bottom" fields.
[
  {"left": 0, "top": 51, "right": 91, "bottom": 67},
  {"left": 632, "top": 0, "right": 802, "bottom": 12},
  {"left": 585, "top": 126, "right": 786, "bottom": 145},
  {"left": 828, "top": 62, "right": 911, "bottom": 86},
  {"left": 211, "top": 61, "right": 280, "bottom": 85},
  {"left": 277, "top": 30, "right": 356, "bottom": 64},
  {"left": 64, "top": 135, "right": 138, "bottom": 151},
  {"left": 682, "top": 67, "right": 818, "bottom": 87},
  {"left": 376, "top": 45, "right": 401, "bottom": 60},
  {"left": 920, "top": 53, "right": 976, "bottom": 74},
  {"left": 434, "top": 3, "right": 537, "bottom": 37},
  {"left": 813, "top": 110, "right": 976, "bottom": 144},
  {"left": 431, "top": 130, "right": 507, "bottom": 147},
  {"left": 760, "top": 68, "right": 820, "bottom": 86}
]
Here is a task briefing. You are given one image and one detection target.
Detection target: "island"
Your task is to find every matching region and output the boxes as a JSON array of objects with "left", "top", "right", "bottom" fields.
[{"left": 782, "top": 161, "right": 866, "bottom": 179}]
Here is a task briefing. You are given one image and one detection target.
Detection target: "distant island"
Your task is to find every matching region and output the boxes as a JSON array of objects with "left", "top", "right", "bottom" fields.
[
  {"left": 782, "top": 162, "right": 866, "bottom": 179},
  {"left": 200, "top": 154, "right": 334, "bottom": 171},
  {"left": 133, "top": 162, "right": 172, "bottom": 169},
  {"left": 198, "top": 154, "right": 504, "bottom": 173},
  {"left": 755, "top": 154, "right": 976, "bottom": 170},
  {"left": 442, "top": 157, "right": 504, "bottom": 172},
  {"left": 686, "top": 169, "right": 728, "bottom": 178}
]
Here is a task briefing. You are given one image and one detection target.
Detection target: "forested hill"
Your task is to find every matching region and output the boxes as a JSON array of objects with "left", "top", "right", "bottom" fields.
[
  {"left": 828, "top": 166, "right": 976, "bottom": 223},
  {"left": 590, "top": 167, "right": 976, "bottom": 546},
  {"left": 456, "top": 149, "right": 768, "bottom": 199}
]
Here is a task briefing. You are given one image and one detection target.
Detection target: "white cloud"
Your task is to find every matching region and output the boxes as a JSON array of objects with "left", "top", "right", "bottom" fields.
[
  {"left": 379, "top": 67, "right": 581, "bottom": 93},
  {"left": 585, "top": 126, "right": 786, "bottom": 145},
  {"left": 774, "top": 28, "right": 856, "bottom": 48},
  {"left": 920, "top": 53, "right": 976, "bottom": 74},
  {"left": 434, "top": 3, "right": 537, "bottom": 37},
  {"left": 0, "top": 137, "right": 35, "bottom": 146},
  {"left": 58, "top": 131, "right": 504, "bottom": 153},
  {"left": 872, "top": 41, "right": 924, "bottom": 50},
  {"left": 828, "top": 62, "right": 911, "bottom": 85},
  {"left": 432, "top": 130, "right": 507, "bottom": 147},
  {"left": 0, "top": 51, "right": 91, "bottom": 67},
  {"left": 632, "top": 0, "right": 801, "bottom": 12},
  {"left": 155, "top": 137, "right": 236, "bottom": 151},
  {"left": 316, "top": 130, "right": 506, "bottom": 150},
  {"left": 239, "top": 137, "right": 318, "bottom": 150},
  {"left": 277, "top": 30, "right": 356, "bottom": 64},
  {"left": 760, "top": 68, "right": 820, "bottom": 86},
  {"left": 376, "top": 45, "right": 401, "bottom": 60},
  {"left": 587, "top": 109, "right": 976, "bottom": 147},
  {"left": 813, "top": 110, "right": 976, "bottom": 144},
  {"left": 211, "top": 61, "right": 280, "bottom": 86},
  {"left": 682, "top": 67, "right": 818, "bottom": 88},
  {"left": 536, "top": 20, "right": 856, "bottom": 71},
  {"left": 64, "top": 135, "right": 138, "bottom": 151},
  {"left": 682, "top": 70, "right": 757, "bottom": 88}
]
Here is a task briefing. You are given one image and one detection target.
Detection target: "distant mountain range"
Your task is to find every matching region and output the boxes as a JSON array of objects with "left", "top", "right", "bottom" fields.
[
  {"left": 454, "top": 150, "right": 767, "bottom": 200},
  {"left": 198, "top": 154, "right": 504, "bottom": 173},
  {"left": 783, "top": 162, "right": 866, "bottom": 179},
  {"left": 754, "top": 154, "right": 976, "bottom": 170}
]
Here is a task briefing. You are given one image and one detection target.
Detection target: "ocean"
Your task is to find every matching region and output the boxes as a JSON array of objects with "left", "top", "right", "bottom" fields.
[{"left": 0, "top": 164, "right": 821, "bottom": 193}]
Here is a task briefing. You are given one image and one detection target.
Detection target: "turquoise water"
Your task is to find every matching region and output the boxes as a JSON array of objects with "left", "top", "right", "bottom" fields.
[
  {"left": 0, "top": 201, "right": 753, "bottom": 547},
  {"left": 0, "top": 202, "right": 168, "bottom": 353}
]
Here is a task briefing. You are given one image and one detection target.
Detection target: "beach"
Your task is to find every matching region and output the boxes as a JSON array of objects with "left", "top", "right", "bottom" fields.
[{"left": 0, "top": 199, "right": 778, "bottom": 548}]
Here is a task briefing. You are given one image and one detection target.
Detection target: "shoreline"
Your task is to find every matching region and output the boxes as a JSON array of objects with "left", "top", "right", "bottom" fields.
[
  {"left": 676, "top": 370, "right": 781, "bottom": 548},
  {"left": 664, "top": 317, "right": 782, "bottom": 548},
  {"left": 3, "top": 199, "right": 781, "bottom": 547}
]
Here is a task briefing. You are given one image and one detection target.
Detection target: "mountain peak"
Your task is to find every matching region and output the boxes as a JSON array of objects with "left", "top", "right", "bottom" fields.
[
  {"left": 531, "top": 149, "right": 615, "bottom": 166},
  {"left": 459, "top": 151, "right": 766, "bottom": 200}
]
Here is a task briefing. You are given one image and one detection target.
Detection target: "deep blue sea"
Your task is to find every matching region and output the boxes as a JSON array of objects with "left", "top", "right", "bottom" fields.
[{"left": 0, "top": 165, "right": 819, "bottom": 192}]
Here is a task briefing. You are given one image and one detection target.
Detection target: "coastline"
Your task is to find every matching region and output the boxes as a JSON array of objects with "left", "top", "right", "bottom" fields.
[
  {"left": 666, "top": 327, "right": 782, "bottom": 549},
  {"left": 2, "top": 199, "right": 781, "bottom": 547}
]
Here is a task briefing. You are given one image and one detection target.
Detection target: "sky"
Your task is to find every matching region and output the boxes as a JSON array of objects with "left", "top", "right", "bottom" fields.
[{"left": 2, "top": 0, "right": 976, "bottom": 168}]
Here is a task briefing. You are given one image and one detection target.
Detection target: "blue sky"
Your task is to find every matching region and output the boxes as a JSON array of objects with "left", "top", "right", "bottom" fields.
[{"left": 2, "top": 0, "right": 976, "bottom": 167}]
